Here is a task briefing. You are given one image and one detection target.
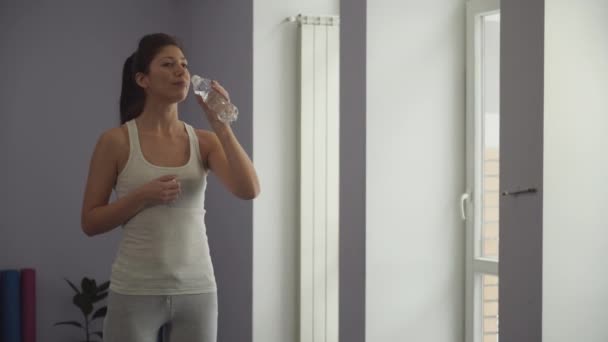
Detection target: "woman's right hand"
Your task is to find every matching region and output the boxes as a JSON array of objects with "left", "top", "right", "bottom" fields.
[{"left": 136, "top": 174, "right": 181, "bottom": 206}]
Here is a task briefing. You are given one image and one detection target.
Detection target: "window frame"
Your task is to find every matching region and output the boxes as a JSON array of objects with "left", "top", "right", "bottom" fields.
[{"left": 465, "top": 0, "right": 501, "bottom": 341}]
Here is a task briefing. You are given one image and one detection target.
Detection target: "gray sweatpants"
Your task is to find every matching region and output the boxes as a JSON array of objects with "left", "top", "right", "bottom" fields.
[{"left": 102, "top": 290, "right": 218, "bottom": 342}]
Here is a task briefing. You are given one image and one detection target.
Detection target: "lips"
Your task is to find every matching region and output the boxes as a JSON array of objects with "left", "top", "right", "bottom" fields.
[{"left": 173, "top": 81, "right": 187, "bottom": 87}]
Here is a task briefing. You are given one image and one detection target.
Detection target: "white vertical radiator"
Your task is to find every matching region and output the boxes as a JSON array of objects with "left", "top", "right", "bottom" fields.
[{"left": 292, "top": 14, "right": 340, "bottom": 342}]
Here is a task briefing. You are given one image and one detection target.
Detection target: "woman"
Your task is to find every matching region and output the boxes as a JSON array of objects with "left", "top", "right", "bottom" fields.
[{"left": 80, "top": 33, "right": 259, "bottom": 342}]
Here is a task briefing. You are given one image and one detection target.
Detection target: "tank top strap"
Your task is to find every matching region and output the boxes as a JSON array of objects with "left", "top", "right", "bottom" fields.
[
  {"left": 184, "top": 123, "right": 203, "bottom": 165},
  {"left": 125, "top": 119, "right": 143, "bottom": 159}
]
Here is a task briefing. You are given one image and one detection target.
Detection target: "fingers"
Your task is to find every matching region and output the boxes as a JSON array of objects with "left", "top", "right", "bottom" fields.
[
  {"left": 161, "top": 188, "right": 181, "bottom": 203},
  {"left": 159, "top": 175, "right": 180, "bottom": 188},
  {"left": 158, "top": 174, "right": 177, "bottom": 182},
  {"left": 211, "top": 80, "right": 230, "bottom": 101},
  {"left": 195, "top": 94, "right": 211, "bottom": 112},
  {"left": 162, "top": 177, "right": 180, "bottom": 190},
  {"left": 158, "top": 175, "right": 181, "bottom": 203}
]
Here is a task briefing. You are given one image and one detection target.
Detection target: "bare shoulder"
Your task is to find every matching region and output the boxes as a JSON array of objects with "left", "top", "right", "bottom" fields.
[
  {"left": 194, "top": 128, "right": 220, "bottom": 149},
  {"left": 95, "top": 126, "right": 129, "bottom": 153},
  {"left": 93, "top": 126, "right": 130, "bottom": 174},
  {"left": 194, "top": 128, "right": 219, "bottom": 168},
  {"left": 98, "top": 126, "right": 128, "bottom": 145}
]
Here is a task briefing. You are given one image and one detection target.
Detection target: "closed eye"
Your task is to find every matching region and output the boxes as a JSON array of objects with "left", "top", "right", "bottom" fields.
[{"left": 162, "top": 62, "right": 188, "bottom": 68}]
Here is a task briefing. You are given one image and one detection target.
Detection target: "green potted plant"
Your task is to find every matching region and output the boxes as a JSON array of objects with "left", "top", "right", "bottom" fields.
[{"left": 54, "top": 277, "right": 109, "bottom": 342}]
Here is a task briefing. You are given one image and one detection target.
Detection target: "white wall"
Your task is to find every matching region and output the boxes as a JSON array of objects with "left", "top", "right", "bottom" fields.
[
  {"left": 252, "top": 1, "right": 339, "bottom": 342},
  {"left": 543, "top": 1, "right": 608, "bottom": 341},
  {"left": 367, "top": 1, "right": 466, "bottom": 341}
]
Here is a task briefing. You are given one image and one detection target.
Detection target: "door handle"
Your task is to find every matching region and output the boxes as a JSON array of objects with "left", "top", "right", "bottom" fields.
[
  {"left": 501, "top": 187, "right": 538, "bottom": 196},
  {"left": 460, "top": 192, "right": 470, "bottom": 220}
]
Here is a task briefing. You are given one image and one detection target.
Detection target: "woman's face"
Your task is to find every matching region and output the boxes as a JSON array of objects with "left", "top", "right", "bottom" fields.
[{"left": 136, "top": 45, "right": 190, "bottom": 103}]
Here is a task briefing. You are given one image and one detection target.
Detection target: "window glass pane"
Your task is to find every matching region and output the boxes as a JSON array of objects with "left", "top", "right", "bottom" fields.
[
  {"left": 482, "top": 274, "right": 499, "bottom": 342},
  {"left": 480, "top": 13, "right": 501, "bottom": 260}
]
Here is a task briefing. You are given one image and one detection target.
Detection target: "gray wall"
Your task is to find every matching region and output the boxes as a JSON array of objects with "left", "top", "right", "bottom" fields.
[
  {"left": 0, "top": 1, "right": 252, "bottom": 341},
  {"left": 499, "top": 0, "right": 544, "bottom": 341},
  {"left": 340, "top": 0, "right": 366, "bottom": 342}
]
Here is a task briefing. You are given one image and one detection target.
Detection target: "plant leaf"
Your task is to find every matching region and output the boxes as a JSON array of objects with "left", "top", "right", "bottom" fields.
[
  {"left": 54, "top": 320, "right": 83, "bottom": 328},
  {"left": 91, "top": 307, "right": 107, "bottom": 320},
  {"left": 82, "top": 277, "right": 96, "bottom": 295},
  {"left": 98, "top": 281, "right": 110, "bottom": 292},
  {"left": 64, "top": 278, "right": 80, "bottom": 294},
  {"left": 93, "top": 291, "right": 108, "bottom": 303},
  {"left": 73, "top": 293, "right": 94, "bottom": 316}
]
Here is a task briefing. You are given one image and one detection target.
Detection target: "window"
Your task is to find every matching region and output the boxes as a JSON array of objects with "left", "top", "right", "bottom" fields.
[{"left": 465, "top": 1, "right": 500, "bottom": 341}]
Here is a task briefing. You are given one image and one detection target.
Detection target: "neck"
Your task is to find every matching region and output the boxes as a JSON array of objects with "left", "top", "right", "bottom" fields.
[{"left": 136, "top": 99, "right": 182, "bottom": 136}]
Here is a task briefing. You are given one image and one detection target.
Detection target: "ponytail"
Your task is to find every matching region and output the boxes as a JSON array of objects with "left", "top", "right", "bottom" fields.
[{"left": 119, "top": 53, "right": 144, "bottom": 124}]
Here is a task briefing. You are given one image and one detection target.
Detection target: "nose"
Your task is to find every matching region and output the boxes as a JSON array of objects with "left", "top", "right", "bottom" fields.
[{"left": 174, "top": 64, "right": 188, "bottom": 76}]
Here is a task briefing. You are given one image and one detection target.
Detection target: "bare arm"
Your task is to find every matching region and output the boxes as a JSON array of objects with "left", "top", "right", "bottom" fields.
[
  {"left": 198, "top": 124, "right": 260, "bottom": 200},
  {"left": 80, "top": 129, "right": 147, "bottom": 236},
  {"left": 195, "top": 80, "right": 260, "bottom": 200},
  {"left": 81, "top": 129, "right": 182, "bottom": 236}
]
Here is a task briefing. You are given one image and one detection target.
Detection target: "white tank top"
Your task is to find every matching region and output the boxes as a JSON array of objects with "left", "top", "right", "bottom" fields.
[{"left": 109, "top": 119, "right": 216, "bottom": 295}]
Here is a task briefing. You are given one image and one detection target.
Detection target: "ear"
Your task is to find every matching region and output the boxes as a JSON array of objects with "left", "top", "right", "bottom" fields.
[{"left": 134, "top": 72, "right": 148, "bottom": 89}]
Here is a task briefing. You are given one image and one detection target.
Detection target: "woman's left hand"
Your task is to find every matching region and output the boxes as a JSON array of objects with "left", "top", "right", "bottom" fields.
[{"left": 195, "top": 80, "right": 231, "bottom": 125}]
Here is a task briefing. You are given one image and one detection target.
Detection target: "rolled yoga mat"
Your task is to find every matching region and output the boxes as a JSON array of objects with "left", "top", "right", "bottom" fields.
[
  {"left": 21, "top": 268, "right": 36, "bottom": 342},
  {"left": 1, "top": 270, "right": 21, "bottom": 342}
]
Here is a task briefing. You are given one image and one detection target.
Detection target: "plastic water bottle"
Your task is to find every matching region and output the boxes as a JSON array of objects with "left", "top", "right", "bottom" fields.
[{"left": 191, "top": 75, "right": 239, "bottom": 123}]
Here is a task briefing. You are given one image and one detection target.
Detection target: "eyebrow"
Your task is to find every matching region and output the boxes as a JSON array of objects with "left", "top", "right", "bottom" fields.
[{"left": 160, "top": 56, "right": 187, "bottom": 61}]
